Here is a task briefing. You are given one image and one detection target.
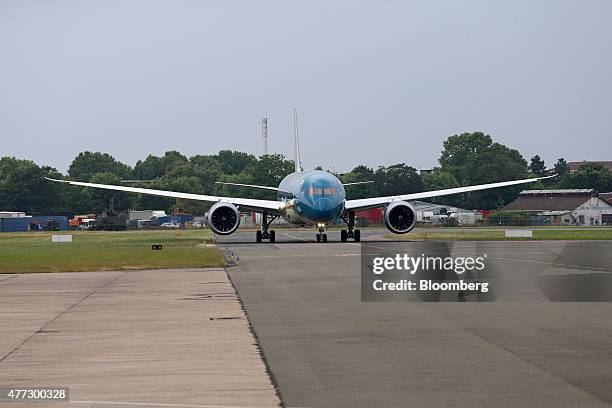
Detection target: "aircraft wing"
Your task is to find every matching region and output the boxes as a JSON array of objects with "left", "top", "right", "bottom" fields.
[
  {"left": 344, "top": 175, "right": 555, "bottom": 211},
  {"left": 214, "top": 181, "right": 279, "bottom": 191},
  {"left": 45, "top": 178, "right": 283, "bottom": 213}
]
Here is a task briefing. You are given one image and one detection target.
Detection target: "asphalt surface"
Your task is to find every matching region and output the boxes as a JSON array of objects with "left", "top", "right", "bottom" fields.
[
  {"left": 218, "top": 229, "right": 612, "bottom": 408},
  {"left": 0, "top": 268, "right": 279, "bottom": 408}
]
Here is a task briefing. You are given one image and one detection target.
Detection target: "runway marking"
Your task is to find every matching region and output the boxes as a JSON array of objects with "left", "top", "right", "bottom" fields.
[
  {"left": 70, "top": 400, "right": 269, "bottom": 408},
  {"left": 282, "top": 232, "right": 313, "bottom": 243},
  {"left": 488, "top": 256, "right": 612, "bottom": 272}
]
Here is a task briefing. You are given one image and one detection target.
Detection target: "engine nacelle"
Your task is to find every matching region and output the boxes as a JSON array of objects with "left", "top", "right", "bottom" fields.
[
  {"left": 206, "top": 202, "right": 240, "bottom": 235},
  {"left": 384, "top": 201, "right": 417, "bottom": 234}
]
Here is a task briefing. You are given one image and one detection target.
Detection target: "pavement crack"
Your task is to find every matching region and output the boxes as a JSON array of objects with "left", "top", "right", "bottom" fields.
[{"left": 0, "top": 271, "right": 128, "bottom": 364}]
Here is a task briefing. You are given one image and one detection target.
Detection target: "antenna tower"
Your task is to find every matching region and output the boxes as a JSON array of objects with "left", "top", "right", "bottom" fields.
[{"left": 261, "top": 115, "right": 269, "bottom": 155}]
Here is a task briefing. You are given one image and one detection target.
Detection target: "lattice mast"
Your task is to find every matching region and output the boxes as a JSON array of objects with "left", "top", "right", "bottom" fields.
[{"left": 261, "top": 115, "right": 269, "bottom": 156}]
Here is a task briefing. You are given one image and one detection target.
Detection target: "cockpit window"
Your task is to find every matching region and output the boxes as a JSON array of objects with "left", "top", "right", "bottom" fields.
[
  {"left": 323, "top": 188, "right": 336, "bottom": 195},
  {"left": 307, "top": 187, "right": 336, "bottom": 196}
]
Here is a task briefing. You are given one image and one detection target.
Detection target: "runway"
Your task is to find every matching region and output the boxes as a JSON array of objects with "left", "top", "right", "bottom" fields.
[
  {"left": 218, "top": 230, "right": 612, "bottom": 407},
  {"left": 1, "top": 230, "right": 611, "bottom": 408}
]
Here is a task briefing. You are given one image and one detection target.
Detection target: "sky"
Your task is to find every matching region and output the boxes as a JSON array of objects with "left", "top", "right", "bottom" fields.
[{"left": 1, "top": 0, "right": 611, "bottom": 174}]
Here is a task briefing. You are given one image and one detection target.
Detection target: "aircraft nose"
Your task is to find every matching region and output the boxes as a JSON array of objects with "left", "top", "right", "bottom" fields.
[{"left": 315, "top": 197, "right": 333, "bottom": 211}]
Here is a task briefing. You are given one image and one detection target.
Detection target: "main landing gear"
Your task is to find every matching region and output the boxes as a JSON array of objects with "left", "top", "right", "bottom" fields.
[
  {"left": 256, "top": 212, "right": 277, "bottom": 243},
  {"left": 340, "top": 211, "right": 361, "bottom": 242}
]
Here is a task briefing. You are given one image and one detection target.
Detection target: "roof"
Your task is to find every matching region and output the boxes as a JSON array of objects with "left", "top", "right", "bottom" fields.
[
  {"left": 601, "top": 192, "right": 612, "bottom": 205},
  {"left": 412, "top": 200, "right": 475, "bottom": 213},
  {"left": 503, "top": 195, "right": 591, "bottom": 212},
  {"left": 568, "top": 161, "right": 612, "bottom": 171},
  {"left": 519, "top": 189, "right": 595, "bottom": 195},
  {"left": 537, "top": 210, "right": 571, "bottom": 216}
]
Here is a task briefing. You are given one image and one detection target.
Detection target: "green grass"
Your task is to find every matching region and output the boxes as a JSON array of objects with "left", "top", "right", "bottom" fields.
[
  {"left": 386, "top": 228, "right": 612, "bottom": 241},
  {"left": 0, "top": 230, "right": 224, "bottom": 273}
]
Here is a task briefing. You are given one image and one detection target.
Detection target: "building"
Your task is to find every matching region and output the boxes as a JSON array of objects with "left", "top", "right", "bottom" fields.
[
  {"left": 601, "top": 192, "right": 612, "bottom": 206},
  {"left": 567, "top": 161, "right": 612, "bottom": 173},
  {"left": 0, "top": 215, "right": 69, "bottom": 232},
  {"left": 0, "top": 211, "right": 26, "bottom": 218},
  {"left": 412, "top": 201, "right": 483, "bottom": 225},
  {"left": 128, "top": 210, "right": 167, "bottom": 221},
  {"left": 503, "top": 189, "right": 612, "bottom": 226},
  {"left": 349, "top": 202, "right": 482, "bottom": 225}
]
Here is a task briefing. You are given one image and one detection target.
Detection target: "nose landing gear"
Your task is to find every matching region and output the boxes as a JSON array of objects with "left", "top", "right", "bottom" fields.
[
  {"left": 340, "top": 211, "right": 361, "bottom": 242},
  {"left": 316, "top": 223, "right": 327, "bottom": 243},
  {"left": 256, "top": 212, "right": 277, "bottom": 243}
]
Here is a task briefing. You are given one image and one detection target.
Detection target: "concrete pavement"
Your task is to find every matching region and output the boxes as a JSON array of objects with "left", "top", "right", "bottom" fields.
[{"left": 0, "top": 269, "right": 280, "bottom": 408}]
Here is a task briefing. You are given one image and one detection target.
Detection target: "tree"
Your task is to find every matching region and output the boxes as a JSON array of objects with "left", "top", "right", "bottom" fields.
[
  {"left": 133, "top": 151, "right": 189, "bottom": 180},
  {"left": 247, "top": 154, "right": 294, "bottom": 187},
  {"left": 439, "top": 132, "right": 493, "bottom": 181},
  {"left": 68, "top": 152, "right": 132, "bottom": 182},
  {"left": 554, "top": 158, "right": 570, "bottom": 178},
  {"left": 340, "top": 165, "right": 377, "bottom": 199},
  {"left": 134, "top": 155, "right": 166, "bottom": 180},
  {"left": 422, "top": 170, "right": 462, "bottom": 206},
  {"left": 87, "top": 172, "right": 132, "bottom": 213},
  {"left": 161, "top": 150, "right": 188, "bottom": 172},
  {"left": 214, "top": 150, "right": 257, "bottom": 175},
  {"left": 0, "top": 158, "right": 66, "bottom": 214},
  {"left": 436, "top": 132, "right": 529, "bottom": 209},
  {"left": 558, "top": 163, "right": 612, "bottom": 192},
  {"left": 529, "top": 155, "right": 546, "bottom": 176},
  {"left": 131, "top": 179, "right": 174, "bottom": 212},
  {"left": 373, "top": 164, "right": 421, "bottom": 196}
]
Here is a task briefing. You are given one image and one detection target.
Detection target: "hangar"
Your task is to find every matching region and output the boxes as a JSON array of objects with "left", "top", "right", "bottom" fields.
[{"left": 503, "top": 189, "right": 612, "bottom": 226}]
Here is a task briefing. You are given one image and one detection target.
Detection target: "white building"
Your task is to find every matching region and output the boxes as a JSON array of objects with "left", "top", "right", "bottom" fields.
[
  {"left": 412, "top": 201, "right": 483, "bottom": 225},
  {"left": 503, "top": 189, "right": 612, "bottom": 226},
  {"left": 0, "top": 211, "right": 26, "bottom": 218}
]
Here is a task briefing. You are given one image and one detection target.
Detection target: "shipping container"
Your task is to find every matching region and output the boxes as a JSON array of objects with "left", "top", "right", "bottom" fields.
[
  {"left": 29, "top": 216, "right": 70, "bottom": 231},
  {"left": 153, "top": 214, "right": 193, "bottom": 225},
  {"left": 0, "top": 216, "right": 32, "bottom": 232}
]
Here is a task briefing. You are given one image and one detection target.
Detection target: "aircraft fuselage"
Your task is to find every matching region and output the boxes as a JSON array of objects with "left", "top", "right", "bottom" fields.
[{"left": 277, "top": 170, "right": 346, "bottom": 226}]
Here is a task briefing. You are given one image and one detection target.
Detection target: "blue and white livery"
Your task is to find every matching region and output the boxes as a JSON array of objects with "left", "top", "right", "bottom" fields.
[{"left": 46, "top": 111, "right": 553, "bottom": 242}]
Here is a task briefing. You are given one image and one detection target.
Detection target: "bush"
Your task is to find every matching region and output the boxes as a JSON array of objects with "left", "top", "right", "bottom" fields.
[{"left": 486, "top": 211, "right": 530, "bottom": 226}]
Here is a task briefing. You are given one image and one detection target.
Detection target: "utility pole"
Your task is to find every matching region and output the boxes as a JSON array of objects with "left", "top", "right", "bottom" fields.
[{"left": 261, "top": 115, "right": 269, "bottom": 156}]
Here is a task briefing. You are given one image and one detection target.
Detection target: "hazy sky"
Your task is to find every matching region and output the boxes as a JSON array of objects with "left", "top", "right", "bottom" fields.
[{"left": 1, "top": 0, "right": 611, "bottom": 174}]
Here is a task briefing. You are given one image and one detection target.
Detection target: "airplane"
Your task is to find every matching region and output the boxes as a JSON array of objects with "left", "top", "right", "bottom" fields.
[{"left": 46, "top": 114, "right": 553, "bottom": 243}]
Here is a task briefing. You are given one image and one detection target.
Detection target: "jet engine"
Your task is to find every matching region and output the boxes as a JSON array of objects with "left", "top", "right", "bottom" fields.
[
  {"left": 206, "top": 202, "right": 240, "bottom": 235},
  {"left": 384, "top": 201, "right": 417, "bottom": 234}
]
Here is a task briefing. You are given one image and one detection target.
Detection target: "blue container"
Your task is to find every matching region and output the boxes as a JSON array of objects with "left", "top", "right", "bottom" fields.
[
  {"left": 156, "top": 216, "right": 170, "bottom": 225},
  {"left": 170, "top": 215, "right": 193, "bottom": 223},
  {"left": 30, "top": 216, "right": 70, "bottom": 231},
  {"left": 0, "top": 217, "right": 31, "bottom": 232}
]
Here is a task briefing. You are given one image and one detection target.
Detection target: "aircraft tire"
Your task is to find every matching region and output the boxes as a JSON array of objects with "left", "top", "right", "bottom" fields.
[
  {"left": 316, "top": 233, "right": 321, "bottom": 243},
  {"left": 269, "top": 230, "right": 276, "bottom": 243},
  {"left": 354, "top": 229, "right": 361, "bottom": 242},
  {"left": 341, "top": 229, "right": 348, "bottom": 242},
  {"left": 322, "top": 233, "right": 328, "bottom": 243},
  {"left": 256, "top": 230, "right": 262, "bottom": 243}
]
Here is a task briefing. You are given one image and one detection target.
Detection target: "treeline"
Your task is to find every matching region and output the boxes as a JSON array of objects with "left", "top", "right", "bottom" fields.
[{"left": 1, "top": 132, "right": 611, "bottom": 215}]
